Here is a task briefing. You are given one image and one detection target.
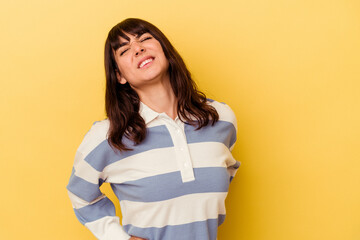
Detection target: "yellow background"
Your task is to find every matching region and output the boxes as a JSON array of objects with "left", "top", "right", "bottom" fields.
[{"left": 1, "top": 0, "right": 359, "bottom": 239}]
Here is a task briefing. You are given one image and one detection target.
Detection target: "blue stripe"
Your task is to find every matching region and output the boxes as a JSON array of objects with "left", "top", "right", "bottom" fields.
[
  {"left": 84, "top": 125, "right": 174, "bottom": 171},
  {"left": 123, "top": 215, "right": 225, "bottom": 240},
  {"left": 185, "top": 120, "right": 236, "bottom": 149},
  {"left": 74, "top": 197, "right": 116, "bottom": 225},
  {"left": 66, "top": 173, "right": 103, "bottom": 202},
  {"left": 111, "top": 167, "right": 230, "bottom": 202}
]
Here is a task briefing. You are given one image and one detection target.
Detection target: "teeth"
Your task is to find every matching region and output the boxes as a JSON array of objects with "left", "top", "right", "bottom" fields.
[{"left": 139, "top": 58, "right": 153, "bottom": 68}]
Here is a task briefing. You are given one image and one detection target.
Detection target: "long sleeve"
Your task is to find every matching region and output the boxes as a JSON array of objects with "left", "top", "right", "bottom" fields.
[
  {"left": 227, "top": 103, "right": 241, "bottom": 181},
  {"left": 66, "top": 121, "right": 130, "bottom": 240},
  {"left": 209, "top": 100, "right": 241, "bottom": 182}
]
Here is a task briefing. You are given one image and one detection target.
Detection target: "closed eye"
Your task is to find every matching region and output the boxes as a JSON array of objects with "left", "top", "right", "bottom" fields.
[
  {"left": 119, "top": 36, "right": 152, "bottom": 56},
  {"left": 120, "top": 49, "right": 129, "bottom": 56},
  {"left": 141, "top": 36, "right": 152, "bottom": 42}
]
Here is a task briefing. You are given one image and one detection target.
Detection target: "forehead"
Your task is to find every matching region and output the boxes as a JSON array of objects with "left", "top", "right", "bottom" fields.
[
  {"left": 118, "top": 32, "right": 138, "bottom": 43},
  {"left": 118, "top": 29, "right": 149, "bottom": 42}
]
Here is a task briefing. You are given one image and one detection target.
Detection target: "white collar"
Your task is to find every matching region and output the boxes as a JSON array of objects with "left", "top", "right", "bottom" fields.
[
  {"left": 139, "top": 101, "right": 180, "bottom": 124},
  {"left": 139, "top": 102, "right": 161, "bottom": 124}
]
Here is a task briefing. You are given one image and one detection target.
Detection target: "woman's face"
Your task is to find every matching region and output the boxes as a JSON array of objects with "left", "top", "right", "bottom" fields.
[{"left": 113, "top": 32, "right": 169, "bottom": 90}]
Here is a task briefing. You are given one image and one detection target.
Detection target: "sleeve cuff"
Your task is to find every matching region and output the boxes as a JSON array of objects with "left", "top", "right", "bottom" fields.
[{"left": 85, "top": 216, "right": 131, "bottom": 240}]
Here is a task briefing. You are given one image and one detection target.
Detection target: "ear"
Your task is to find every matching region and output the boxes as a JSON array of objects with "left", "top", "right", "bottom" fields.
[{"left": 116, "top": 71, "right": 127, "bottom": 84}]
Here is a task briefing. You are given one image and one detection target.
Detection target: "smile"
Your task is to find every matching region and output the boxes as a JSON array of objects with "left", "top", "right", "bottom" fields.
[{"left": 138, "top": 57, "right": 154, "bottom": 68}]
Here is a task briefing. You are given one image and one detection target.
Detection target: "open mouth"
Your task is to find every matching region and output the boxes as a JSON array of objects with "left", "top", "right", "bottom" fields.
[{"left": 138, "top": 57, "right": 154, "bottom": 68}]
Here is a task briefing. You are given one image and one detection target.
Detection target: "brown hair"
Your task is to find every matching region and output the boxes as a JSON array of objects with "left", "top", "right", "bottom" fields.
[{"left": 104, "top": 18, "right": 219, "bottom": 151}]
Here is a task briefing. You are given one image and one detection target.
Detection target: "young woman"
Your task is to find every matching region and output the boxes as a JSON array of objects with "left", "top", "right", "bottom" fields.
[{"left": 67, "top": 18, "right": 240, "bottom": 240}]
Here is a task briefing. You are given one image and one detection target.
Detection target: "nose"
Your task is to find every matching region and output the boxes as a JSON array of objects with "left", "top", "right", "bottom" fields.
[
  {"left": 133, "top": 41, "right": 145, "bottom": 56},
  {"left": 135, "top": 48, "right": 145, "bottom": 56}
]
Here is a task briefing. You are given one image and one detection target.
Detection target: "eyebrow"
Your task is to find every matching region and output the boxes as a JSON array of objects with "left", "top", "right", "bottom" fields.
[{"left": 118, "top": 42, "right": 129, "bottom": 48}]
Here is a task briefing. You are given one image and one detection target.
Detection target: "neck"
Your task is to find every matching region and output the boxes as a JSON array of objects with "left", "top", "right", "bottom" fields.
[{"left": 134, "top": 76, "right": 178, "bottom": 120}]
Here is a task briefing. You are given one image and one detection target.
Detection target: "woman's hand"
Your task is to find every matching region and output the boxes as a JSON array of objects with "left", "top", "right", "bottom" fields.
[{"left": 129, "top": 236, "right": 146, "bottom": 240}]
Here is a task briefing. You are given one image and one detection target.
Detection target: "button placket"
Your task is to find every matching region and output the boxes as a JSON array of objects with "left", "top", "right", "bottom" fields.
[{"left": 162, "top": 117, "right": 195, "bottom": 182}]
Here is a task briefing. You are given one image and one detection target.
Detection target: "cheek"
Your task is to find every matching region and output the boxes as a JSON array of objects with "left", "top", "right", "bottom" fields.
[
  {"left": 155, "top": 46, "right": 167, "bottom": 61},
  {"left": 117, "top": 59, "right": 132, "bottom": 74}
]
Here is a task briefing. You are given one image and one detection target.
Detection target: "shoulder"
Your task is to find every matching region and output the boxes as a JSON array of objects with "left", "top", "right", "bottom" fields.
[
  {"left": 207, "top": 99, "right": 237, "bottom": 127},
  {"left": 76, "top": 119, "right": 110, "bottom": 156}
]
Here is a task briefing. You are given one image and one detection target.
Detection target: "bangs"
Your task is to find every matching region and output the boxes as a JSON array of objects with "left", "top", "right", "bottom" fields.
[{"left": 107, "top": 21, "right": 150, "bottom": 51}]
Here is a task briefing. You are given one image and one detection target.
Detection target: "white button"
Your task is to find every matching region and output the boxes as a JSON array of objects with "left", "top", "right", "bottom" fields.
[
  {"left": 180, "top": 147, "right": 184, "bottom": 151},
  {"left": 184, "top": 162, "right": 189, "bottom": 168},
  {"left": 176, "top": 128, "right": 181, "bottom": 133}
]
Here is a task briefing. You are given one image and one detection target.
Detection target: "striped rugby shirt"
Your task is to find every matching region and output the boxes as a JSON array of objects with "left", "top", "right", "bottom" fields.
[{"left": 67, "top": 99, "right": 240, "bottom": 240}]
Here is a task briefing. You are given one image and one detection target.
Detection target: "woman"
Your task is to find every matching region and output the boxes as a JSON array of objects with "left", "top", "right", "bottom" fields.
[{"left": 67, "top": 18, "right": 240, "bottom": 240}]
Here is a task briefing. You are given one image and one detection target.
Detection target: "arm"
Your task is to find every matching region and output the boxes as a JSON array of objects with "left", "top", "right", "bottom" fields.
[
  {"left": 67, "top": 151, "right": 131, "bottom": 240},
  {"left": 214, "top": 101, "right": 241, "bottom": 181},
  {"left": 66, "top": 122, "right": 131, "bottom": 240}
]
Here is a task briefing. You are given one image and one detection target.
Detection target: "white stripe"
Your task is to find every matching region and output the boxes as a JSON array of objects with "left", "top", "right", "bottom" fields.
[
  {"left": 103, "top": 147, "right": 178, "bottom": 183},
  {"left": 77, "top": 120, "right": 109, "bottom": 159},
  {"left": 73, "top": 151, "right": 103, "bottom": 184},
  {"left": 67, "top": 190, "right": 90, "bottom": 209},
  {"left": 85, "top": 216, "right": 130, "bottom": 240},
  {"left": 120, "top": 192, "right": 227, "bottom": 228},
  {"left": 67, "top": 190, "right": 107, "bottom": 209},
  {"left": 188, "top": 142, "right": 236, "bottom": 168},
  {"left": 209, "top": 101, "right": 237, "bottom": 132}
]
